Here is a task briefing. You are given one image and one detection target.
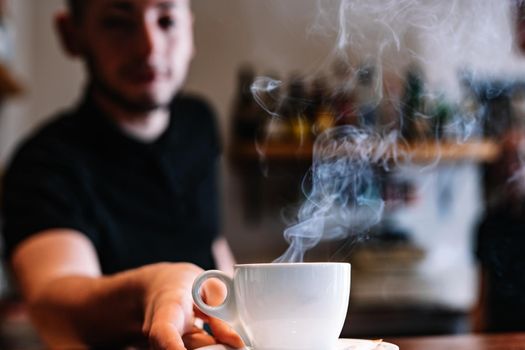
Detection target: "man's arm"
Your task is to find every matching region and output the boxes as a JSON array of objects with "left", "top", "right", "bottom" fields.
[{"left": 11, "top": 229, "right": 243, "bottom": 349}]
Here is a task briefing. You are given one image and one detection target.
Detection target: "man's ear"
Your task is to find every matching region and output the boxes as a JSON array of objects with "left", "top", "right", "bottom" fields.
[{"left": 54, "top": 11, "right": 83, "bottom": 57}]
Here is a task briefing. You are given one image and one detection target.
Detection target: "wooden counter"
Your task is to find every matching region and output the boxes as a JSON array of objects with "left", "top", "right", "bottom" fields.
[{"left": 387, "top": 332, "right": 525, "bottom": 350}]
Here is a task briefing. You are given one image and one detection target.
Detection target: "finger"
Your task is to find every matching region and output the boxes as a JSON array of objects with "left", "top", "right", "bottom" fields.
[
  {"left": 201, "top": 279, "right": 227, "bottom": 307},
  {"left": 208, "top": 317, "right": 245, "bottom": 349},
  {"left": 182, "top": 326, "right": 218, "bottom": 350},
  {"left": 148, "top": 302, "right": 192, "bottom": 350},
  {"left": 193, "top": 304, "right": 213, "bottom": 321},
  {"left": 149, "top": 322, "right": 187, "bottom": 350},
  {"left": 191, "top": 305, "right": 237, "bottom": 342}
]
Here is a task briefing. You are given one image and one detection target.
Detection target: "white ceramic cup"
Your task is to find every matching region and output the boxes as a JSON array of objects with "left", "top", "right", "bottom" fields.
[{"left": 192, "top": 262, "right": 351, "bottom": 350}]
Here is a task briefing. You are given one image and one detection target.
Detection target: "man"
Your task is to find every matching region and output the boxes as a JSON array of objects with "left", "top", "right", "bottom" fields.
[
  {"left": 471, "top": 3, "right": 525, "bottom": 330},
  {"left": 1, "top": 0, "right": 243, "bottom": 349},
  {"left": 474, "top": 130, "right": 525, "bottom": 332}
]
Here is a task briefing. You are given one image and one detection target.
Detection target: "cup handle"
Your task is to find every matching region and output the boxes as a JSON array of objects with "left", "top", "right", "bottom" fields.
[{"left": 192, "top": 270, "right": 251, "bottom": 347}]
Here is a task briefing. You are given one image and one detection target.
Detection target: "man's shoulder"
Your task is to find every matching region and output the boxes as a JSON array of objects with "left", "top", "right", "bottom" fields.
[
  {"left": 36, "top": 109, "right": 82, "bottom": 137},
  {"left": 9, "top": 108, "right": 84, "bottom": 165}
]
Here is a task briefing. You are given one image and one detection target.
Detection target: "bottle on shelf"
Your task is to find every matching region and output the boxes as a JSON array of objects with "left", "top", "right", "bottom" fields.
[
  {"left": 427, "top": 94, "right": 453, "bottom": 140},
  {"left": 310, "top": 75, "right": 336, "bottom": 135},
  {"left": 283, "top": 73, "right": 311, "bottom": 144},
  {"left": 330, "top": 58, "right": 359, "bottom": 127},
  {"left": 231, "top": 64, "right": 260, "bottom": 143},
  {"left": 458, "top": 73, "right": 492, "bottom": 140},
  {"left": 401, "top": 64, "right": 430, "bottom": 141},
  {"left": 354, "top": 62, "right": 379, "bottom": 129},
  {"left": 261, "top": 72, "right": 290, "bottom": 143}
]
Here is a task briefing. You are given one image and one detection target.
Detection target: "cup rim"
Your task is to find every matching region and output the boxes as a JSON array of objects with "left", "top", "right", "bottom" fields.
[{"left": 234, "top": 262, "right": 351, "bottom": 268}]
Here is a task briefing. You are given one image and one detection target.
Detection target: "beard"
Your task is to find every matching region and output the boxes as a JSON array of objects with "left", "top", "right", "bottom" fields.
[{"left": 85, "top": 57, "right": 177, "bottom": 114}]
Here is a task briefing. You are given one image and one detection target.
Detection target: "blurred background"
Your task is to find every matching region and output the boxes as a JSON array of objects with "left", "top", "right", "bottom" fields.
[{"left": 2, "top": 0, "right": 525, "bottom": 347}]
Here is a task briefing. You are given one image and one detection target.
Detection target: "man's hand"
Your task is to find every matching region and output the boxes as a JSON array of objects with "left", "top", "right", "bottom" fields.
[{"left": 140, "top": 263, "right": 243, "bottom": 350}]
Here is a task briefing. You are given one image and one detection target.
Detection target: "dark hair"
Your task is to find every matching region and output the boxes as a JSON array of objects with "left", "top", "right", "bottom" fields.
[{"left": 66, "top": 0, "right": 84, "bottom": 19}]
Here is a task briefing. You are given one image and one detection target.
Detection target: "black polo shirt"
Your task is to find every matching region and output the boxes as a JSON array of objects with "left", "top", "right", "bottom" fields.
[{"left": 2, "top": 93, "right": 221, "bottom": 274}]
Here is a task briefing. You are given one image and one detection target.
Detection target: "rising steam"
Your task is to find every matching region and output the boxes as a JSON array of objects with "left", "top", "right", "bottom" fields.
[
  {"left": 328, "top": 0, "right": 525, "bottom": 96},
  {"left": 251, "top": 0, "right": 525, "bottom": 262},
  {"left": 274, "top": 126, "right": 392, "bottom": 263}
]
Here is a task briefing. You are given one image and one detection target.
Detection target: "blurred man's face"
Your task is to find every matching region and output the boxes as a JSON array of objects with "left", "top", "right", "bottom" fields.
[{"left": 76, "top": 0, "right": 194, "bottom": 112}]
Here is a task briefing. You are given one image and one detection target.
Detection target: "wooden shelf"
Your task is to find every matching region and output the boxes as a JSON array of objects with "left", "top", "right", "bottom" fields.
[
  {"left": 231, "top": 141, "right": 314, "bottom": 160},
  {"left": 230, "top": 139, "right": 501, "bottom": 163},
  {"left": 397, "top": 140, "right": 500, "bottom": 163}
]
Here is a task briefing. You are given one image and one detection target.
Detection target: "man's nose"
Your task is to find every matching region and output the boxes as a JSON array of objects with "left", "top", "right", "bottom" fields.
[{"left": 135, "top": 22, "right": 160, "bottom": 59}]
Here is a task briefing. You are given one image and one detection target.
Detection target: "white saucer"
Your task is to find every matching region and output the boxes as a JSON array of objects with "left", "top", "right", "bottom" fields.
[
  {"left": 196, "top": 338, "right": 399, "bottom": 350},
  {"left": 338, "top": 339, "right": 399, "bottom": 350}
]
